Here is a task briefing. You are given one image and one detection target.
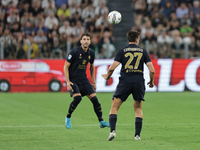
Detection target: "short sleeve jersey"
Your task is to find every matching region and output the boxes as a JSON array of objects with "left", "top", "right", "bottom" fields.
[
  {"left": 66, "top": 46, "right": 95, "bottom": 81},
  {"left": 114, "top": 44, "right": 151, "bottom": 83}
]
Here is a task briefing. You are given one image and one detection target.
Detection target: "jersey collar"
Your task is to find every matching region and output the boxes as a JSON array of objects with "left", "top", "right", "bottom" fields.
[
  {"left": 128, "top": 44, "right": 137, "bottom": 47},
  {"left": 80, "top": 46, "right": 90, "bottom": 54}
]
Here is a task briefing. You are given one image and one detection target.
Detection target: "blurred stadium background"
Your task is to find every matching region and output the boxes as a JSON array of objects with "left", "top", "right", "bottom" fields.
[
  {"left": 0, "top": 0, "right": 200, "bottom": 92},
  {"left": 0, "top": 0, "right": 200, "bottom": 149}
]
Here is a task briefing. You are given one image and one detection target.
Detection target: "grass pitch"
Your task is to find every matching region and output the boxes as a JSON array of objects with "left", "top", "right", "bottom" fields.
[{"left": 0, "top": 92, "right": 200, "bottom": 150}]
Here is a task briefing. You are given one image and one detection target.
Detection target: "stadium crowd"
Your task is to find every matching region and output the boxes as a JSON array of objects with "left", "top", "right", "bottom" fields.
[
  {"left": 0, "top": 0, "right": 115, "bottom": 59},
  {"left": 132, "top": 0, "right": 200, "bottom": 58},
  {"left": 0, "top": 0, "right": 200, "bottom": 59}
]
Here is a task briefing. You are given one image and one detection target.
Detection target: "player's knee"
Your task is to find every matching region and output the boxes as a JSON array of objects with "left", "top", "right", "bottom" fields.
[
  {"left": 72, "top": 95, "right": 82, "bottom": 106},
  {"left": 90, "top": 96, "right": 101, "bottom": 107}
]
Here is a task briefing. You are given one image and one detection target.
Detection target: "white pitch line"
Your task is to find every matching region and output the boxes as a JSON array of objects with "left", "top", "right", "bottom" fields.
[{"left": 0, "top": 123, "right": 198, "bottom": 128}]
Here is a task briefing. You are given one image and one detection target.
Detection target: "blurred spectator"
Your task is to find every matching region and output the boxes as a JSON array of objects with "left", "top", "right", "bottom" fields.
[
  {"left": 57, "top": 3, "right": 70, "bottom": 21},
  {"left": 141, "top": 20, "right": 154, "bottom": 40},
  {"left": 188, "top": 36, "right": 200, "bottom": 58},
  {"left": 69, "top": 3, "right": 82, "bottom": 17},
  {"left": 48, "top": 24, "right": 59, "bottom": 35},
  {"left": 190, "top": 0, "right": 200, "bottom": 20},
  {"left": 95, "top": 13, "right": 112, "bottom": 35},
  {"left": 13, "top": 32, "right": 25, "bottom": 59},
  {"left": 44, "top": 12, "right": 59, "bottom": 29},
  {"left": 59, "top": 20, "right": 73, "bottom": 36},
  {"left": 1, "top": 0, "right": 18, "bottom": 7},
  {"left": 24, "top": 36, "right": 39, "bottom": 59},
  {"left": 142, "top": 30, "right": 157, "bottom": 54},
  {"left": 180, "top": 22, "right": 193, "bottom": 38},
  {"left": 171, "top": 29, "right": 184, "bottom": 58},
  {"left": 134, "top": 13, "right": 145, "bottom": 29},
  {"left": 81, "top": 0, "right": 92, "bottom": 9},
  {"left": 19, "top": 2, "right": 31, "bottom": 17},
  {"left": 147, "top": 0, "right": 161, "bottom": 12},
  {"left": 149, "top": 5, "right": 162, "bottom": 17},
  {"left": 133, "top": 0, "right": 147, "bottom": 15},
  {"left": 71, "top": 20, "right": 84, "bottom": 46},
  {"left": 68, "top": 0, "right": 81, "bottom": 6},
  {"left": 180, "top": 14, "right": 191, "bottom": 26},
  {"left": 98, "top": 31, "right": 114, "bottom": 57},
  {"left": 70, "top": 11, "right": 82, "bottom": 27},
  {"left": 10, "top": 22, "right": 20, "bottom": 37},
  {"left": 42, "top": 0, "right": 55, "bottom": 9},
  {"left": 35, "top": 21, "right": 48, "bottom": 34},
  {"left": 33, "top": 13, "right": 45, "bottom": 27},
  {"left": 88, "top": 24, "right": 98, "bottom": 37},
  {"left": 92, "top": 0, "right": 105, "bottom": 9},
  {"left": 44, "top": 1, "right": 57, "bottom": 17},
  {"left": 162, "top": 1, "right": 174, "bottom": 18},
  {"left": 33, "top": 30, "right": 47, "bottom": 50},
  {"left": 0, "top": 28, "right": 15, "bottom": 59},
  {"left": 89, "top": 34, "right": 99, "bottom": 58},
  {"left": 168, "top": 17, "right": 180, "bottom": 32},
  {"left": 59, "top": 32, "right": 68, "bottom": 55},
  {"left": 31, "top": 0, "right": 44, "bottom": 17},
  {"left": 194, "top": 24, "right": 200, "bottom": 40},
  {"left": 6, "top": 1, "right": 19, "bottom": 18},
  {"left": 72, "top": 20, "right": 85, "bottom": 37},
  {"left": 22, "top": 21, "right": 35, "bottom": 37},
  {"left": 160, "top": 0, "right": 174, "bottom": 10},
  {"left": 20, "top": 11, "right": 30, "bottom": 26},
  {"left": 47, "top": 25, "right": 59, "bottom": 48},
  {"left": 176, "top": 2, "right": 189, "bottom": 19},
  {"left": 81, "top": 3, "right": 94, "bottom": 20},
  {"left": 101, "top": 37, "right": 116, "bottom": 59},
  {"left": 94, "top": 1, "right": 109, "bottom": 20},
  {"left": 154, "top": 23, "right": 165, "bottom": 37},
  {"left": 151, "top": 11, "right": 165, "bottom": 28},
  {"left": 56, "top": 0, "right": 68, "bottom": 8},
  {"left": 0, "top": 3, "right": 6, "bottom": 16},
  {"left": 6, "top": 11, "right": 20, "bottom": 29},
  {"left": 0, "top": 26, "right": 3, "bottom": 37},
  {"left": 192, "top": 13, "right": 200, "bottom": 29},
  {"left": 51, "top": 37, "right": 63, "bottom": 58},
  {"left": 157, "top": 29, "right": 172, "bottom": 58}
]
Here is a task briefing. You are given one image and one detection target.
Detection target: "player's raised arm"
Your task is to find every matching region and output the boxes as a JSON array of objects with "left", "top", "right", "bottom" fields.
[
  {"left": 63, "top": 61, "right": 73, "bottom": 90},
  {"left": 146, "top": 62, "right": 155, "bottom": 88},
  {"left": 102, "top": 61, "right": 120, "bottom": 80},
  {"left": 89, "top": 63, "right": 96, "bottom": 90}
]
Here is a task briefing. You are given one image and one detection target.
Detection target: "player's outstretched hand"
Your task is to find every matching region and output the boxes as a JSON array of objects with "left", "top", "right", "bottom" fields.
[
  {"left": 101, "top": 74, "right": 109, "bottom": 80},
  {"left": 147, "top": 81, "right": 154, "bottom": 88},
  {"left": 67, "top": 82, "right": 73, "bottom": 91}
]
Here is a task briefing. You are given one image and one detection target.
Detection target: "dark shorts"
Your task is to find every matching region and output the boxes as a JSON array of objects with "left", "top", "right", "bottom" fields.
[
  {"left": 68, "top": 79, "right": 95, "bottom": 97},
  {"left": 113, "top": 79, "right": 145, "bottom": 102}
]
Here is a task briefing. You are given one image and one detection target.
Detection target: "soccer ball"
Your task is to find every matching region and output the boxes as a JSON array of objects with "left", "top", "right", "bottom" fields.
[{"left": 108, "top": 11, "right": 122, "bottom": 24}]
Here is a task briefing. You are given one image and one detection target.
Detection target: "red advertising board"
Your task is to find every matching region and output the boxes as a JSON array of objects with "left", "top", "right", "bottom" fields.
[{"left": 0, "top": 59, "right": 200, "bottom": 92}]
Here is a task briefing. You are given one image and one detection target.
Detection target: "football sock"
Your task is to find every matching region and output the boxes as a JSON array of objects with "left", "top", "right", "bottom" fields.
[
  {"left": 90, "top": 96, "right": 103, "bottom": 122},
  {"left": 135, "top": 117, "right": 143, "bottom": 136},
  {"left": 109, "top": 114, "right": 117, "bottom": 132},
  {"left": 67, "top": 96, "right": 82, "bottom": 118}
]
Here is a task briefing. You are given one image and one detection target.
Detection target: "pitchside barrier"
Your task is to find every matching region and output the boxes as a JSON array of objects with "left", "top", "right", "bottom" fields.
[{"left": 0, "top": 59, "right": 200, "bottom": 92}]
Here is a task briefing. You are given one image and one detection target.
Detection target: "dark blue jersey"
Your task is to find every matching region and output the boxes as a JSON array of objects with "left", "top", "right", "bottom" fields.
[
  {"left": 66, "top": 46, "right": 95, "bottom": 81},
  {"left": 114, "top": 44, "right": 151, "bottom": 83}
]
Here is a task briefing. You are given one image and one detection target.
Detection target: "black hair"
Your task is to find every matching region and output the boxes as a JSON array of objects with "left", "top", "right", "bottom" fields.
[
  {"left": 127, "top": 30, "right": 140, "bottom": 42},
  {"left": 80, "top": 33, "right": 91, "bottom": 40}
]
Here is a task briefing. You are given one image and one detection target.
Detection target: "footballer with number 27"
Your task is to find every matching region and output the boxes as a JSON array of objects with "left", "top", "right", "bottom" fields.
[{"left": 102, "top": 30, "right": 155, "bottom": 141}]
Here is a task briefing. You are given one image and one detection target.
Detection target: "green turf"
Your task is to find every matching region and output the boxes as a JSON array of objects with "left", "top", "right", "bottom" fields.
[{"left": 0, "top": 92, "right": 200, "bottom": 150}]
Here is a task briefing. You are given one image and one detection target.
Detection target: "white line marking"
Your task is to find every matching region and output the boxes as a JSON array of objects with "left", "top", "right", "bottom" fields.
[{"left": 0, "top": 123, "right": 198, "bottom": 128}]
